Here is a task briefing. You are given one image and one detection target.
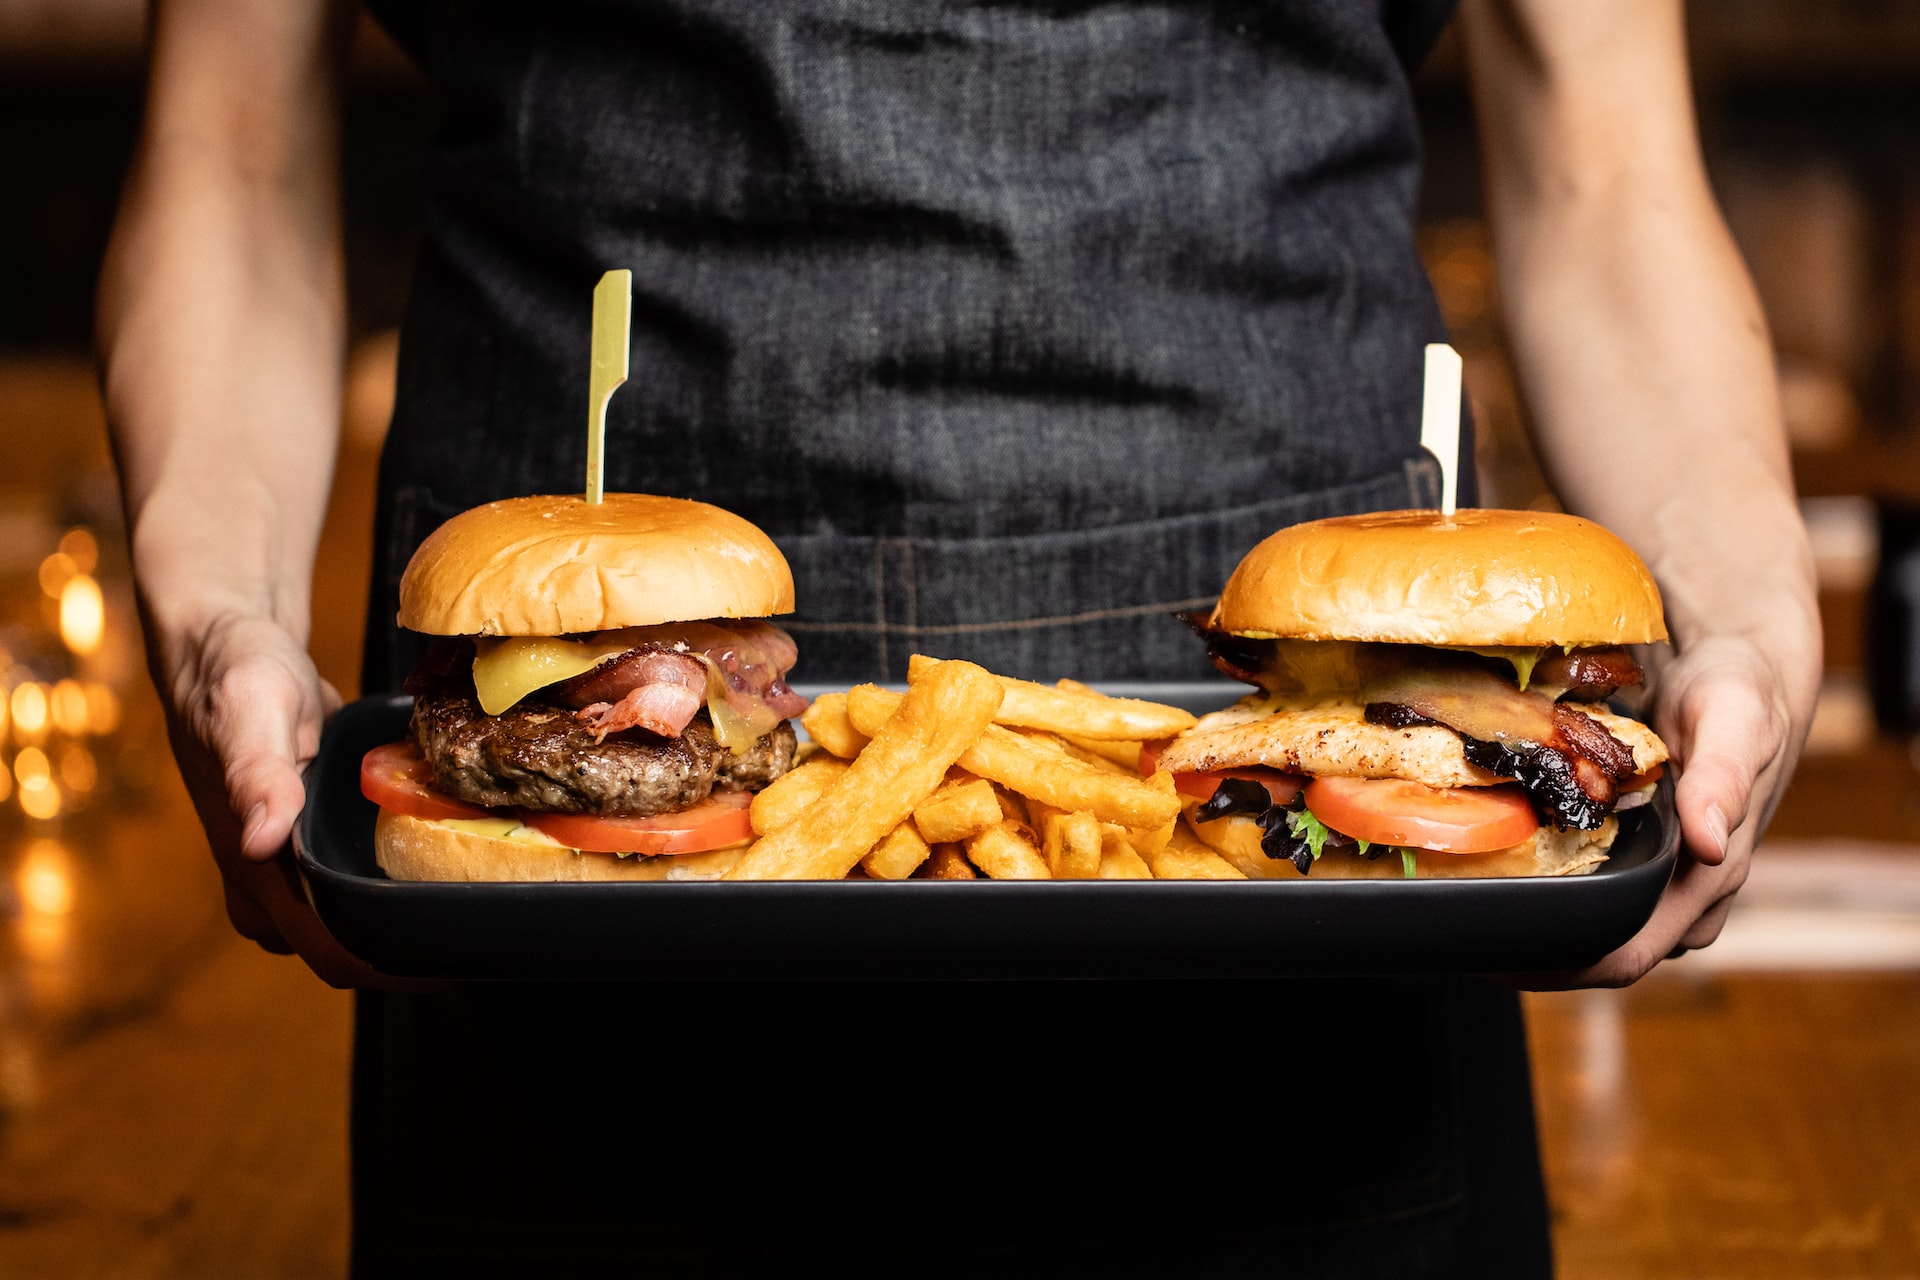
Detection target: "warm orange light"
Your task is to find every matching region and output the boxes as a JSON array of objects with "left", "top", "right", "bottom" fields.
[
  {"left": 0, "top": 764, "right": 11, "bottom": 803},
  {"left": 49, "top": 680, "right": 88, "bottom": 736},
  {"left": 82, "top": 683, "right": 120, "bottom": 736},
  {"left": 59, "top": 574, "right": 104, "bottom": 656},
  {"left": 58, "top": 527, "right": 98, "bottom": 575},
  {"left": 58, "top": 744, "right": 97, "bottom": 793},
  {"left": 18, "top": 839, "right": 74, "bottom": 916},
  {"left": 11, "top": 683, "right": 48, "bottom": 744},
  {"left": 18, "top": 774, "right": 60, "bottom": 820},
  {"left": 37, "top": 552, "right": 77, "bottom": 599},
  {"left": 15, "top": 746, "right": 50, "bottom": 785}
]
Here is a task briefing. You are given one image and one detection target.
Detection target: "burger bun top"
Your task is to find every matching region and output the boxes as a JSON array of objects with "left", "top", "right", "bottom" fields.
[
  {"left": 398, "top": 493, "right": 794, "bottom": 636},
  {"left": 1211, "top": 508, "right": 1667, "bottom": 648}
]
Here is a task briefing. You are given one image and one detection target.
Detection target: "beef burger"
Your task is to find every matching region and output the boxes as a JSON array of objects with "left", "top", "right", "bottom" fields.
[{"left": 360, "top": 493, "right": 808, "bottom": 881}]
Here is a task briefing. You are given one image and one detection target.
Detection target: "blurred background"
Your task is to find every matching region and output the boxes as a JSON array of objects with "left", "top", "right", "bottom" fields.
[{"left": 1, "top": 3, "right": 1917, "bottom": 1276}]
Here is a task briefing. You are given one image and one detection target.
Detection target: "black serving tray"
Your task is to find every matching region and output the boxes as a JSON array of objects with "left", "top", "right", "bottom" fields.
[{"left": 294, "top": 686, "right": 1678, "bottom": 981}]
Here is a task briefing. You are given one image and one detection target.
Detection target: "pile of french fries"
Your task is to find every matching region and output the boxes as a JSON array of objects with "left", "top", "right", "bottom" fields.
[{"left": 723, "top": 656, "right": 1246, "bottom": 881}]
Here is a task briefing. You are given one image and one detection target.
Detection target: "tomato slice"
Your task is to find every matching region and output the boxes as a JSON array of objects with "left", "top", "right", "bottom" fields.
[
  {"left": 523, "top": 790, "right": 753, "bottom": 856},
  {"left": 1302, "top": 775, "right": 1539, "bottom": 855},
  {"left": 360, "top": 741, "right": 495, "bottom": 822},
  {"left": 1172, "top": 768, "right": 1305, "bottom": 806},
  {"left": 1138, "top": 739, "right": 1304, "bottom": 806},
  {"left": 1622, "top": 762, "right": 1664, "bottom": 790}
]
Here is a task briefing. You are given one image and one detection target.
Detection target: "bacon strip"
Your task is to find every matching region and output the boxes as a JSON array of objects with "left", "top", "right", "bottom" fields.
[
  {"left": 1531, "top": 646, "right": 1644, "bottom": 702},
  {"left": 549, "top": 621, "right": 809, "bottom": 742},
  {"left": 1363, "top": 667, "right": 1637, "bottom": 830},
  {"left": 569, "top": 650, "right": 709, "bottom": 741}
]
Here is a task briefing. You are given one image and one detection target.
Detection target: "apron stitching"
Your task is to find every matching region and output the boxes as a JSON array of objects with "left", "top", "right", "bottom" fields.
[{"left": 782, "top": 595, "right": 1218, "bottom": 636}]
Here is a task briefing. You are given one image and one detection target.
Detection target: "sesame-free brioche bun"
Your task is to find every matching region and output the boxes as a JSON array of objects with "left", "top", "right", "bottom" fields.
[
  {"left": 1211, "top": 508, "right": 1667, "bottom": 648},
  {"left": 398, "top": 493, "right": 794, "bottom": 636},
  {"left": 373, "top": 810, "right": 745, "bottom": 882}
]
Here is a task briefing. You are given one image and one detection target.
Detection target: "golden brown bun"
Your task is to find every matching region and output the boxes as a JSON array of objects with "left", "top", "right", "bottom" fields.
[
  {"left": 374, "top": 810, "right": 744, "bottom": 882},
  {"left": 398, "top": 493, "right": 794, "bottom": 636},
  {"left": 1212, "top": 508, "right": 1667, "bottom": 647},
  {"left": 1179, "top": 802, "right": 1616, "bottom": 879}
]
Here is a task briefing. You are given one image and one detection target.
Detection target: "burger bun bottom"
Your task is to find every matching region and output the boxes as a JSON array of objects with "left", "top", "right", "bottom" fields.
[
  {"left": 1180, "top": 800, "right": 1616, "bottom": 880},
  {"left": 374, "top": 810, "right": 744, "bottom": 883}
]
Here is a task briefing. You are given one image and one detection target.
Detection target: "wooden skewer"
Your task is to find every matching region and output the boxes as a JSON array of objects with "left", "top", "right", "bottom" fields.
[
  {"left": 585, "top": 269, "right": 632, "bottom": 505},
  {"left": 1421, "top": 342, "right": 1463, "bottom": 517}
]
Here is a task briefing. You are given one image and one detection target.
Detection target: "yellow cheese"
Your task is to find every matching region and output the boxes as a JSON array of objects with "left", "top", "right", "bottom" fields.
[
  {"left": 470, "top": 630, "right": 783, "bottom": 755},
  {"left": 471, "top": 634, "right": 642, "bottom": 715}
]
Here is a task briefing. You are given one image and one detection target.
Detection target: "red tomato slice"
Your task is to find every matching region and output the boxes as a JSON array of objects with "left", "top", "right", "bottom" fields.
[
  {"left": 524, "top": 791, "right": 753, "bottom": 856},
  {"left": 1172, "top": 768, "right": 1305, "bottom": 806},
  {"left": 360, "top": 740, "right": 495, "bottom": 822},
  {"left": 1137, "top": 739, "right": 1304, "bottom": 806},
  {"left": 1303, "top": 776, "right": 1539, "bottom": 855},
  {"left": 1623, "top": 763, "right": 1664, "bottom": 790}
]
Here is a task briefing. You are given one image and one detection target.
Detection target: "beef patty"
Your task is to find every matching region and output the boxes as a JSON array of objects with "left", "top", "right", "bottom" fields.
[{"left": 411, "top": 687, "right": 798, "bottom": 816}]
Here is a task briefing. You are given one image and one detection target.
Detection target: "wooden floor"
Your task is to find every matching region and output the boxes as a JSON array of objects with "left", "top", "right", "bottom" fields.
[{"left": 2, "top": 351, "right": 1918, "bottom": 1277}]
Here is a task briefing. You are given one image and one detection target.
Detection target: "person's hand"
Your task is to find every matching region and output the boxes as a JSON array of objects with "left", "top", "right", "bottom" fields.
[
  {"left": 1519, "top": 627, "right": 1820, "bottom": 989},
  {"left": 157, "top": 608, "right": 407, "bottom": 988}
]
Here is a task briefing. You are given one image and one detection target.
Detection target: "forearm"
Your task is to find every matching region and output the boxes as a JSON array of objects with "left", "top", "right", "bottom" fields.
[
  {"left": 1464, "top": 0, "right": 1817, "bottom": 663},
  {"left": 98, "top": 0, "right": 351, "bottom": 660}
]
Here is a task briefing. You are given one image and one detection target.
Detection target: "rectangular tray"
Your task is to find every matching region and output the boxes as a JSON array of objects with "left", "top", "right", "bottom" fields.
[{"left": 295, "top": 685, "right": 1678, "bottom": 981}]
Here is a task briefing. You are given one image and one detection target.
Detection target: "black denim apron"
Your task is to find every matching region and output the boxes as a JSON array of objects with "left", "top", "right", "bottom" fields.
[{"left": 353, "top": 3, "right": 1550, "bottom": 1275}]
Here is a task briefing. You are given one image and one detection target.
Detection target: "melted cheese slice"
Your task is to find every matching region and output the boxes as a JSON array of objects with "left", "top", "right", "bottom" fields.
[
  {"left": 470, "top": 630, "right": 785, "bottom": 755},
  {"left": 472, "top": 634, "right": 643, "bottom": 716}
]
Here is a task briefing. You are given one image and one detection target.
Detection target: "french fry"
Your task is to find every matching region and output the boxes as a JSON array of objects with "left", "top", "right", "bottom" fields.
[
  {"left": 1097, "top": 826, "right": 1153, "bottom": 879},
  {"left": 1041, "top": 808, "right": 1102, "bottom": 879},
  {"left": 1146, "top": 822, "right": 1246, "bottom": 879},
  {"left": 917, "top": 843, "right": 978, "bottom": 879},
  {"left": 800, "top": 692, "right": 870, "bottom": 759},
  {"left": 1055, "top": 677, "right": 1099, "bottom": 696},
  {"left": 749, "top": 754, "right": 849, "bottom": 836},
  {"left": 1015, "top": 728, "right": 1132, "bottom": 776},
  {"left": 847, "top": 688, "right": 1181, "bottom": 830},
  {"left": 912, "top": 778, "right": 1003, "bottom": 845},
  {"left": 1123, "top": 771, "right": 1178, "bottom": 855},
  {"left": 965, "top": 820, "right": 1051, "bottom": 880},
  {"left": 727, "top": 662, "right": 1003, "bottom": 880},
  {"left": 1060, "top": 734, "right": 1143, "bottom": 773},
  {"left": 862, "top": 821, "right": 931, "bottom": 880},
  {"left": 907, "top": 653, "right": 1195, "bottom": 740}
]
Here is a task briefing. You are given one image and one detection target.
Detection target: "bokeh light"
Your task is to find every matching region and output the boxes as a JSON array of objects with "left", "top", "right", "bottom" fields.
[
  {"left": 11, "top": 682, "right": 48, "bottom": 745},
  {"left": 18, "top": 775, "right": 61, "bottom": 820},
  {"left": 83, "top": 682, "right": 120, "bottom": 735},
  {"left": 59, "top": 744, "right": 97, "bottom": 793},
  {"left": 37, "top": 551, "right": 77, "bottom": 598},
  {"left": 50, "top": 679, "right": 89, "bottom": 736},
  {"left": 59, "top": 574, "right": 104, "bottom": 656},
  {"left": 19, "top": 839, "right": 74, "bottom": 916},
  {"left": 58, "top": 526, "right": 98, "bottom": 574}
]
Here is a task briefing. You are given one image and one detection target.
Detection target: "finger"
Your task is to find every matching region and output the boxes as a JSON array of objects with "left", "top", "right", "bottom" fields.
[
  {"left": 223, "top": 883, "right": 293, "bottom": 953},
  {"left": 206, "top": 655, "right": 326, "bottom": 862},
  {"left": 1675, "top": 893, "right": 1738, "bottom": 955},
  {"left": 1667, "top": 676, "right": 1783, "bottom": 868},
  {"left": 1517, "top": 854, "right": 1748, "bottom": 989},
  {"left": 243, "top": 853, "right": 441, "bottom": 991}
]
